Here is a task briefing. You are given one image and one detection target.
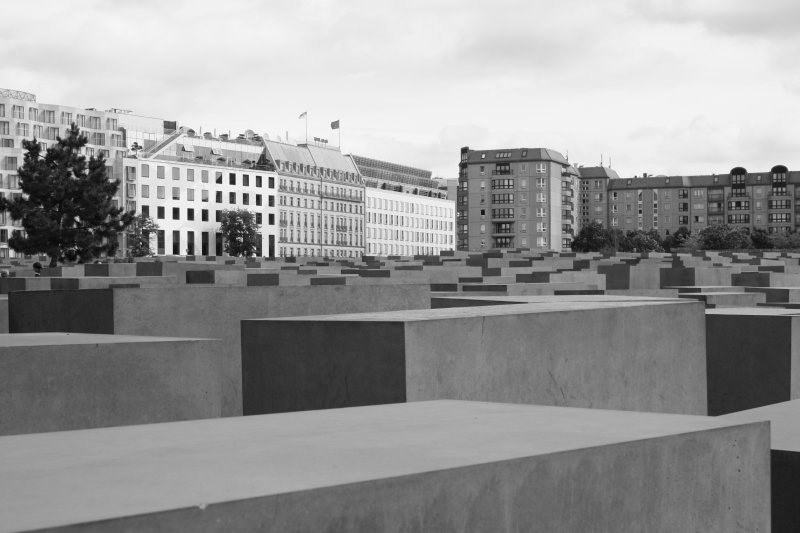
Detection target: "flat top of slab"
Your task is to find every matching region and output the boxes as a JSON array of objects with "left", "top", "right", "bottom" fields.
[
  {"left": 722, "top": 399, "right": 800, "bottom": 451},
  {"left": 0, "top": 400, "right": 760, "bottom": 532},
  {"left": 0, "top": 332, "right": 214, "bottom": 347},
  {"left": 706, "top": 307, "right": 800, "bottom": 316},
  {"left": 431, "top": 295, "right": 679, "bottom": 303},
  {"left": 248, "top": 298, "right": 698, "bottom": 322}
]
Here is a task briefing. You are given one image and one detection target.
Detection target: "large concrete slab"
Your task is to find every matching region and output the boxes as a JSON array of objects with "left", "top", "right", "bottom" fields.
[
  {"left": 0, "top": 333, "right": 223, "bottom": 435},
  {"left": 706, "top": 308, "right": 800, "bottom": 415},
  {"left": 242, "top": 298, "right": 708, "bottom": 415},
  {"left": 0, "top": 401, "right": 769, "bottom": 532},
  {"left": 724, "top": 400, "right": 800, "bottom": 533},
  {"left": 9, "top": 284, "right": 431, "bottom": 416}
]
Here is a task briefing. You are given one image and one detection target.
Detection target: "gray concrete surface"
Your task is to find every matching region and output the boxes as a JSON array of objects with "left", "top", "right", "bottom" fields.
[
  {"left": 706, "top": 308, "right": 800, "bottom": 415},
  {"left": 0, "top": 400, "right": 769, "bottom": 532},
  {"left": 724, "top": 400, "right": 800, "bottom": 533},
  {"left": 10, "top": 283, "right": 431, "bottom": 416},
  {"left": 242, "top": 297, "right": 708, "bottom": 415},
  {"left": 0, "top": 333, "right": 223, "bottom": 435}
]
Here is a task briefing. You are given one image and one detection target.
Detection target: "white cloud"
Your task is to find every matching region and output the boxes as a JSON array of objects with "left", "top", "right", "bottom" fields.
[{"left": 1, "top": 0, "right": 797, "bottom": 179}]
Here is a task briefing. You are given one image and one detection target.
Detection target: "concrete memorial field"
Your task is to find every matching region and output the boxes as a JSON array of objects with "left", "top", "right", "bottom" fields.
[{"left": 4, "top": 248, "right": 800, "bottom": 530}]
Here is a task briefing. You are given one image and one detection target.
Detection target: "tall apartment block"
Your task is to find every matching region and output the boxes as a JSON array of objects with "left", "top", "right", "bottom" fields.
[
  {"left": 578, "top": 165, "right": 797, "bottom": 236},
  {"left": 351, "top": 155, "right": 455, "bottom": 256},
  {"left": 457, "top": 147, "right": 578, "bottom": 251}
]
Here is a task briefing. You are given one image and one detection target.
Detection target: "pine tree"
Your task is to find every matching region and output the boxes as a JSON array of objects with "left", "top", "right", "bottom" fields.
[
  {"left": 0, "top": 124, "right": 133, "bottom": 266},
  {"left": 218, "top": 208, "right": 260, "bottom": 257}
]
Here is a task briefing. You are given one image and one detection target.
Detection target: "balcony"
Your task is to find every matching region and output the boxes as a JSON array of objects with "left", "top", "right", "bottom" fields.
[
  {"left": 491, "top": 170, "right": 513, "bottom": 176},
  {"left": 727, "top": 192, "right": 750, "bottom": 200},
  {"left": 708, "top": 208, "right": 723, "bottom": 215}
]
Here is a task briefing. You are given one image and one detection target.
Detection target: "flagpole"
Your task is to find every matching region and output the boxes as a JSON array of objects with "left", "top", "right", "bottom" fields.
[{"left": 305, "top": 114, "right": 308, "bottom": 144}]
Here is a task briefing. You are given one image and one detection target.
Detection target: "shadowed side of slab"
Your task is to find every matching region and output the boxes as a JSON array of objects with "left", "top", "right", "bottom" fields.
[{"left": 242, "top": 321, "right": 407, "bottom": 415}]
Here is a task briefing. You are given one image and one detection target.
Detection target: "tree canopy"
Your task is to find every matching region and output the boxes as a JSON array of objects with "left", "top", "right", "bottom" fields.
[
  {"left": 126, "top": 214, "right": 160, "bottom": 257},
  {"left": 218, "top": 208, "right": 260, "bottom": 257},
  {"left": 0, "top": 124, "right": 133, "bottom": 266},
  {"left": 571, "top": 222, "right": 664, "bottom": 253},
  {"left": 696, "top": 224, "right": 752, "bottom": 250}
]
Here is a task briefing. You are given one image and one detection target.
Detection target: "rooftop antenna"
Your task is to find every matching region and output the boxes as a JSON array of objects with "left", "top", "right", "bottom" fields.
[
  {"left": 609, "top": 156, "right": 612, "bottom": 169},
  {"left": 600, "top": 154, "right": 604, "bottom": 167},
  {"left": 566, "top": 149, "right": 569, "bottom": 162}
]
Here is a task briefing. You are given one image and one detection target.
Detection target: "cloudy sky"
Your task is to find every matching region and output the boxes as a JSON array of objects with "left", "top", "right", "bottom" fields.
[{"left": 2, "top": 0, "right": 798, "bottom": 179}]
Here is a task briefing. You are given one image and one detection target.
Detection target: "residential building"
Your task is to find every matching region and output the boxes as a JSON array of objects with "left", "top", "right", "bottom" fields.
[
  {"left": 264, "top": 141, "right": 364, "bottom": 258},
  {"left": 579, "top": 166, "right": 798, "bottom": 236},
  {"left": 457, "top": 146, "right": 578, "bottom": 251},
  {"left": 351, "top": 155, "right": 455, "bottom": 256}
]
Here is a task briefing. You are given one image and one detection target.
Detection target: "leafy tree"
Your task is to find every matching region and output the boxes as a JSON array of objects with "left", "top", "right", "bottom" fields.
[
  {"left": 697, "top": 224, "right": 752, "bottom": 250},
  {"left": 571, "top": 222, "right": 613, "bottom": 252},
  {"left": 769, "top": 231, "right": 800, "bottom": 250},
  {"left": 218, "top": 208, "right": 260, "bottom": 257},
  {"left": 130, "top": 142, "right": 143, "bottom": 158},
  {"left": 625, "top": 229, "right": 664, "bottom": 253},
  {"left": 126, "top": 214, "right": 160, "bottom": 257},
  {"left": 663, "top": 226, "right": 691, "bottom": 252},
  {"left": 0, "top": 124, "right": 133, "bottom": 266},
  {"left": 750, "top": 228, "right": 773, "bottom": 249}
]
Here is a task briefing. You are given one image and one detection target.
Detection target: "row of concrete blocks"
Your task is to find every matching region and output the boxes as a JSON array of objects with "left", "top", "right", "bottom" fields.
[
  {"left": 4, "top": 292, "right": 800, "bottom": 530},
  {"left": 7, "top": 293, "right": 800, "bottom": 434}
]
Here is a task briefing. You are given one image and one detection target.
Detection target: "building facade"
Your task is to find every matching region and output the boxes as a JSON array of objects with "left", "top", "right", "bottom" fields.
[
  {"left": 120, "top": 127, "right": 279, "bottom": 257},
  {"left": 352, "top": 155, "right": 455, "bottom": 256},
  {"left": 0, "top": 88, "right": 129, "bottom": 258},
  {"left": 457, "top": 146, "right": 578, "bottom": 251},
  {"left": 579, "top": 166, "right": 798, "bottom": 236},
  {"left": 264, "top": 141, "right": 364, "bottom": 259}
]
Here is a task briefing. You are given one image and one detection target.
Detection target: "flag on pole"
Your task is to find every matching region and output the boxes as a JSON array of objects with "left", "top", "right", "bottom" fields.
[
  {"left": 298, "top": 111, "right": 307, "bottom": 119},
  {"left": 331, "top": 120, "right": 340, "bottom": 130}
]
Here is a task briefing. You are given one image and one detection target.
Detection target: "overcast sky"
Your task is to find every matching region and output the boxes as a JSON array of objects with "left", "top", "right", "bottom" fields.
[{"left": 2, "top": 0, "right": 798, "bottom": 179}]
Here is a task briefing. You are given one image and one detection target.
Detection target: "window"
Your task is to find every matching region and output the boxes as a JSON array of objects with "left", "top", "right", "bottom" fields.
[
  {"left": 229, "top": 173, "right": 236, "bottom": 185},
  {"left": 1, "top": 139, "right": 13, "bottom": 148},
  {"left": 536, "top": 222, "right": 547, "bottom": 232},
  {"left": 201, "top": 170, "right": 209, "bottom": 183},
  {"left": 201, "top": 209, "right": 208, "bottom": 221},
  {"left": 769, "top": 200, "right": 791, "bottom": 209},
  {"left": 172, "top": 187, "right": 180, "bottom": 200},
  {"left": 256, "top": 194, "right": 262, "bottom": 206},
  {"left": 678, "top": 215, "right": 689, "bottom": 225},
  {"left": 215, "top": 172, "right": 223, "bottom": 184},
  {"left": 536, "top": 193, "right": 546, "bottom": 202},
  {"left": 269, "top": 213, "right": 275, "bottom": 225},
  {"left": 157, "top": 166, "right": 165, "bottom": 179},
  {"left": 215, "top": 191, "right": 222, "bottom": 203},
  {"left": 769, "top": 213, "right": 791, "bottom": 223},
  {"left": 202, "top": 190, "right": 209, "bottom": 202},
  {"left": 141, "top": 164, "right": 150, "bottom": 178},
  {"left": 536, "top": 178, "right": 546, "bottom": 188},
  {"left": 727, "top": 214, "right": 750, "bottom": 224},
  {"left": 693, "top": 215, "right": 705, "bottom": 223},
  {"left": 256, "top": 213, "right": 262, "bottom": 224},
  {"left": 268, "top": 195, "right": 275, "bottom": 207},
  {"left": 141, "top": 185, "right": 150, "bottom": 198},
  {"left": 157, "top": 206, "right": 165, "bottom": 219},
  {"left": 187, "top": 208, "right": 195, "bottom": 221},
  {"left": 172, "top": 207, "right": 180, "bottom": 220},
  {"left": 678, "top": 189, "right": 688, "bottom": 199},
  {"left": 172, "top": 167, "right": 180, "bottom": 180},
  {"left": 157, "top": 186, "right": 165, "bottom": 199},
  {"left": 243, "top": 193, "right": 250, "bottom": 205},
  {"left": 187, "top": 188, "right": 195, "bottom": 201},
  {"left": 15, "top": 123, "right": 29, "bottom": 137},
  {"left": 536, "top": 207, "right": 546, "bottom": 217},
  {"left": 256, "top": 175, "right": 263, "bottom": 187},
  {"left": 243, "top": 174, "right": 250, "bottom": 186},
  {"left": 229, "top": 192, "right": 236, "bottom": 204},
  {"left": 692, "top": 189, "right": 704, "bottom": 197},
  {"left": 0, "top": 122, "right": 9, "bottom": 135},
  {"left": 492, "top": 193, "right": 514, "bottom": 204},
  {"left": 693, "top": 203, "right": 704, "bottom": 210},
  {"left": 535, "top": 163, "right": 546, "bottom": 173},
  {"left": 268, "top": 176, "right": 274, "bottom": 188}
]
